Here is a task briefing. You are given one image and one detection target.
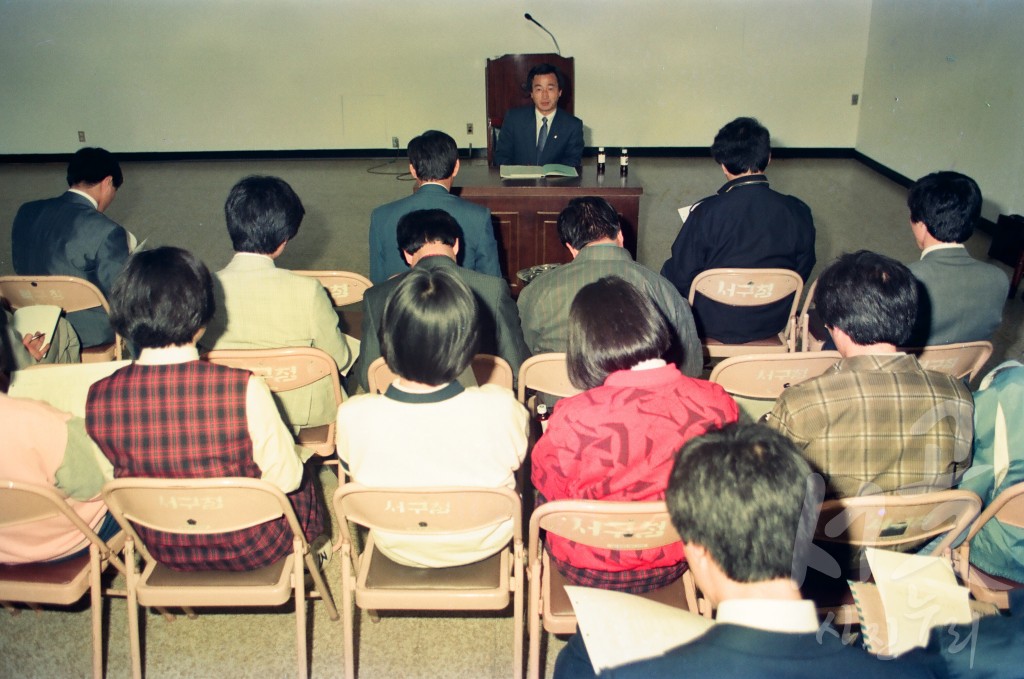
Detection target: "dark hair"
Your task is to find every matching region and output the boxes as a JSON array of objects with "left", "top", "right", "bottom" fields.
[
  {"left": 224, "top": 175, "right": 305, "bottom": 254},
  {"left": 907, "top": 171, "right": 982, "bottom": 243},
  {"left": 397, "top": 209, "right": 462, "bottom": 255},
  {"left": 526, "top": 63, "right": 565, "bottom": 92},
  {"left": 567, "top": 276, "right": 671, "bottom": 390},
  {"left": 110, "top": 247, "right": 214, "bottom": 349},
  {"left": 667, "top": 424, "right": 814, "bottom": 583},
  {"left": 66, "top": 147, "right": 123, "bottom": 189},
  {"left": 557, "top": 197, "right": 621, "bottom": 250},
  {"left": 816, "top": 250, "right": 917, "bottom": 346},
  {"left": 710, "top": 117, "right": 771, "bottom": 175},
  {"left": 407, "top": 130, "right": 458, "bottom": 182},
  {"left": 379, "top": 267, "right": 479, "bottom": 386}
]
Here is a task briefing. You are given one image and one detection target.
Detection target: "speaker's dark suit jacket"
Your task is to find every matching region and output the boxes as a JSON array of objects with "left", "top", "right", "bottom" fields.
[
  {"left": 908, "top": 246, "right": 1008, "bottom": 346},
  {"left": 11, "top": 191, "right": 129, "bottom": 347},
  {"left": 368, "top": 184, "right": 500, "bottom": 284},
  {"left": 354, "top": 254, "right": 530, "bottom": 392},
  {"left": 493, "top": 106, "right": 583, "bottom": 167}
]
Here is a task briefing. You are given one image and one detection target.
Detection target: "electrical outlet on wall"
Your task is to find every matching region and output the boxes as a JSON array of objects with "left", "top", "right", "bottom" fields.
[
  {"left": 78, "top": 131, "right": 86, "bottom": 142},
  {"left": 392, "top": 136, "right": 399, "bottom": 149},
  {"left": 467, "top": 123, "right": 474, "bottom": 135},
  {"left": 851, "top": 94, "right": 860, "bottom": 105}
]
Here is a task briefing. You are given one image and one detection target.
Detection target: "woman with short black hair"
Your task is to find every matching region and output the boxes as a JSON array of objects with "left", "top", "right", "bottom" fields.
[
  {"left": 532, "top": 276, "right": 739, "bottom": 592},
  {"left": 337, "top": 267, "right": 528, "bottom": 568}
]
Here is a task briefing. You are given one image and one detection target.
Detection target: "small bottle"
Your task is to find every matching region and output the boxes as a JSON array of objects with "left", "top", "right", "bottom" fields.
[
  {"left": 619, "top": 148, "right": 629, "bottom": 177},
  {"left": 536, "top": 403, "right": 550, "bottom": 422},
  {"left": 596, "top": 147, "right": 606, "bottom": 174}
]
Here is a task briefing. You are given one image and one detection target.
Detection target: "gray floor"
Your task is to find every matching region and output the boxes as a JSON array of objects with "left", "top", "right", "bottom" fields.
[{"left": 0, "top": 157, "right": 1021, "bottom": 678}]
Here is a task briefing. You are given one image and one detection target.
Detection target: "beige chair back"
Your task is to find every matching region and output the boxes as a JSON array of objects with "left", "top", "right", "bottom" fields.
[
  {"left": 954, "top": 481, "right": 1024, "bottom": 609},
  {"left": 516, "top": 352, "right": 580, "bottom": 404},
  {"left": 812, "top": 489, "right": 982, "bottom": 625},
  {"left": 333, "top": 484, "right": 523, "bottom": 679},
  {"left": 687, "top": 268, "right": 803, "bottom": 357},
  {"left": 0, "top": 274, "right": 122, "bottom": 361},
  {"left": 102, "top": 477, "right": 338, "bottom": 679},
  {"left": 294, "top": 270, "right": 372, "bottom": 341},
  {"left": 526, "top": 499, "right": 697, "bottom": 679},
  {"left": 366, "top": 353, "right": 514, "bottom": 394},
  {"left": 203, "top": 347, "right": 342, "bottom": 457},
  {"left": 0, "top": 480, "right": 126, "bottom": 679},
  {"left": 709, "top": 351, "right": 842, "bottom": 422},
  {"left": 902, "top": 341, "right": 994, "bottom": 383}
]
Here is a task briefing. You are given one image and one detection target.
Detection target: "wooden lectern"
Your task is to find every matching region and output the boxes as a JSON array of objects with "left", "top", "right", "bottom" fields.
[{"left": 485, "top": 54, "right": 574, "bottom": 166}]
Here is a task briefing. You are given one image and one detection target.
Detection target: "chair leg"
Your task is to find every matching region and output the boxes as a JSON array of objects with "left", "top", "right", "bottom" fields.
[
  {"left": 90, "top": 547, "right": 103, "bottom": 679},
  {"left": 513, "top": 556, "right": 524, "bottom": 679},
  {"left": 125, "top": 543, "right": 143, "bottom": 679},
  {"left": 305, "top": 553, "right": 339, "bottom": 621},
  {"left": 294, "top": 542, "right": 308, "bottom": 679},
  {"left": 527, "top": 578, "right": 541, "bottom": 679}
]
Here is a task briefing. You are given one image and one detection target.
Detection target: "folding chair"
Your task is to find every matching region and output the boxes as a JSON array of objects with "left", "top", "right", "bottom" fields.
[
  {"left": 102, "top": 477, "right": 339, "bottom": 679},
  {"left": 204, "top": 347, "right": 343, "bottom": 457},
  {"left": 797, "top": 278, "right": 828, "bottom": 352},
  {"left": 902, "top": 341, "right": 994, "bottom": 383},
  {"left": 333, "top": 484, "right": 523, "bottom": 679},
  {"left": 0, "top": 275, "right": 122, "bottom": 361},
  {"left": 709, "top": 351, "right": 841, "bottom": 421},
  {"left": 953, "top": 482, "right": 1024, "bottom": 609},
  {"left": 516, "top": 352, "right": 580, "bottom": 406},
  {"left": 808, "top": 489, "right": 982, "bottom": 625},
  {"left": 365, "top": 353, "right": 514, "bottom": 394},
  {"left": 0, "top": 480, "right": 127, "bottom": 679},
  {"left": 687, "top": 268, "right": 803, "bottom": 358},
  {"left": 526, "top": 500, "right": 699, "bottom": 679},
  {"left": 294, "top": 270, "right": 372, "bottom": 341}
]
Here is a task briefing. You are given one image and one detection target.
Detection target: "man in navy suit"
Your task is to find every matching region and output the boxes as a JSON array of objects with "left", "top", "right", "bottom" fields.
[
  {"left": 11, "top": 147, "right": 129, "bottom": 347},
  {"left": 493, "top": 63, "right": 584, "bottom": 168},
  {"left": 369, "top": 130, "right": 501, "bottom": 283},
  {"left": 905, "top": 171, "right": 1008, "bottom": 346},
  {"left": 554, "top": 424, "right": 939, "bottom": 679}
]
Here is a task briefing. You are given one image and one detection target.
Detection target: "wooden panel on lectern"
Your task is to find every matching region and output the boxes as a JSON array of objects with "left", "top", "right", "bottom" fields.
[{"left": 485, "top": 53, "right": 574, "bottom": 166}]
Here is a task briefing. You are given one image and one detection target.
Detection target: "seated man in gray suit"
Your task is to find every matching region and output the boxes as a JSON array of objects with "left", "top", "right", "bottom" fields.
[
  {"left": 356, "top": 209, "right": 530, "bottom": 392},
  {"left": 11, "top": 147, "right": 129, "bottom": 347},
  {"left": 554, "top": 424, "right": 937, "bottom": 679},
  {"left": 906, "top": 171, "right": 1008, "bottom": 346},
  {"left": 518, "top": 197, "right": 702, "bottom": 378},
  {"left": 493, "top": 63, "right": 584, "bottom": 168},
  {"left": 369, "top": 130, "right": 500, "bottom": 283},
  {"left": 202, "top": 175, "right": 353, "bottom": 431}
]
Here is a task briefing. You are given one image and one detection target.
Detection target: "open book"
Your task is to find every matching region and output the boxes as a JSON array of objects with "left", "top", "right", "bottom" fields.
[
  {"left": 566, "top": 586, "right": 714, "bottom": 672},
  {"left": 499, "top": 164, "right": 578, "bottom": 179}
]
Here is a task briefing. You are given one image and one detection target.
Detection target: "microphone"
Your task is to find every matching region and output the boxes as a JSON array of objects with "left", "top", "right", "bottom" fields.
[{"left": 524, "top": 13, "right": 561, "bottom": 55}]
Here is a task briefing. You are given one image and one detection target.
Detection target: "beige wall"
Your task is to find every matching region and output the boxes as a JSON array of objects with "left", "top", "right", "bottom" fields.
[
  {"left": 0, "top": 0, "right": 869, "bottom": 154},
  {"left": 858, "top": 0, "right": 1024, "bottom": 218}
]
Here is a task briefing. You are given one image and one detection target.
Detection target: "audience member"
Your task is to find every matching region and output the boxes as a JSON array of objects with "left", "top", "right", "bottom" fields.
[
  {"left": 201, "top": 175, "right": 352, "bottom": 431},
  {"left": 957, "top": 358, "right": 1024, "bottom": 582},
  {"left": 554, "top": 424, "right": 937, "bottom": 679},
  {"left": 660, "top": 117, "right": 816, "bottom": 344},
  {"left": 0, "top": 326, "right": 116, "bottom": 564},
  {"left": 11, "top": 147, "right": 130, "bottom": 347},
  {"left": 86, "top": 246, "right": 325, "bottom": 571},
  {"left": 336, "top": 267, "right": 528, "bottom": 568},
  {"left": 766, "top": 250, "right": 974, "bottom": 498},
  {"left": 355, "top": 208, "right": 529, "bottom": 391},
  {"left": 493, "top": 63, "right": 584, "bottom": 168},
  {"left": 905, "top": 171, "right": 1008, "bottom": 346},
  {"left": 2, "top": 307, "right": 80, "bottom": 369},
  {"left": 518, "top": 196, "right": 702, "bottom": 378},
  {"left": 531, "top": 276, "right": 737, "bottom": 592},
  {"left": 369, "top": 130, "right": 500, "bottom": 282}
]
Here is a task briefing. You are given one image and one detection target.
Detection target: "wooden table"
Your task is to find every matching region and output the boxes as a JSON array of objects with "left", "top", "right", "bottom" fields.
[{"left": 452, "top": 165, "right": 643, "bottom": 294}]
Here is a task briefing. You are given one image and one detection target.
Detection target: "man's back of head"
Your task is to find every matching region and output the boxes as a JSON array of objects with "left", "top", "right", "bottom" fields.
[
  {"left": 907, "top": 171, "right": 981, "bottom": 244},
  {"left": 817, "top": 250, "right": 918, "bottom": 349},
  {"left": 397, "top": 208, "right": 462, "bottom": 263},
  {"left": 668, "top": 424, "right": 813, "bottom": 588},
  {"left": 66, "top": 147, "right": 123, "bottom": 189},
  {"left": 407, "top": 130, "right": 458, "bottom": 182},
  {"left": 557, "top": 196, "right": 622, "bottom": 251},
  {"left": 224, "top": 175, "right": 305, "bottom": 254},
  {"left": 711, "top": 117, "right": 771, "bottom": 176}
]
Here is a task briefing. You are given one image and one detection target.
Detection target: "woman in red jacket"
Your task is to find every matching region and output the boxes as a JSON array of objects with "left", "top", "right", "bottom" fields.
[{"left": 531, "top": 276, "right": 738, "bottom": 592}]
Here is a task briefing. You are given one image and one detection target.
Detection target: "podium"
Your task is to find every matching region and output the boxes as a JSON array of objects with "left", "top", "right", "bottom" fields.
[{"left": 485, "top": 53, "right": 575, "bottom": 167}]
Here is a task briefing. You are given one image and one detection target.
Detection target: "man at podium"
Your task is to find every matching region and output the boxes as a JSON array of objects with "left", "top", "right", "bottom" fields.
[{"left": 493, "top": 63, "right": 583, "bottom": 168}]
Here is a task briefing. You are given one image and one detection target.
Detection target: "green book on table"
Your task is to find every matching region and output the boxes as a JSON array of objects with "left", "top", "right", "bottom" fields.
[{"left": 499, "top": 164, "right": 578, "bottom": 179}]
